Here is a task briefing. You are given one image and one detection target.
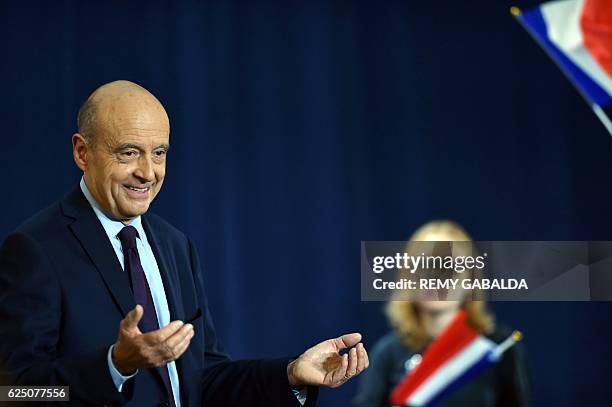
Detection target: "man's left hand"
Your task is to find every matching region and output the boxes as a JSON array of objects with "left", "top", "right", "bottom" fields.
[{"left": 287, "top": 333, "right": 369, "bottom": 388}]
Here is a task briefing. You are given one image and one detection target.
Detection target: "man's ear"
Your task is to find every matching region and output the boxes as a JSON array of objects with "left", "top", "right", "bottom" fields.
[{"left": 72, "top": 133, "right": 89, "bottom": 172}]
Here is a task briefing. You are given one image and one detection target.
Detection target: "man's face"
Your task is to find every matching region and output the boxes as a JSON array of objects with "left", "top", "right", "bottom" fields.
[{"left": 83, "top": 100, "right": 170, "bottom": 223}]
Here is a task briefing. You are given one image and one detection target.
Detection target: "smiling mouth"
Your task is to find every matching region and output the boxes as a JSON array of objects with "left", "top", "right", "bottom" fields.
[
  {"left": 125, "top": 186, "right": 150, "bottom": 192},
  {"left": 123, "top": 185, "right": 153, "bottom": 197}
]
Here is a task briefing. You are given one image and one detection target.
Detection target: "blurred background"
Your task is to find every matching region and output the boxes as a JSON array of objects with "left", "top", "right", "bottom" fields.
[{"left": 1, "top": 0, "right": 611, "bottom": 405}]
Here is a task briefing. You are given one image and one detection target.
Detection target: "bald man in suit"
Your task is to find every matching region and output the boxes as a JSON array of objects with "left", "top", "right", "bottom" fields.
[{"left": 0, "top": 81, "right": 368, "bottom": 406}]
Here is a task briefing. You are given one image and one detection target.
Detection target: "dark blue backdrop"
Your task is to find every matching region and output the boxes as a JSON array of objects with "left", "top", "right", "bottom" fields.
[{"left": 1, "top": 1, "right": 611, "bottom": 405}]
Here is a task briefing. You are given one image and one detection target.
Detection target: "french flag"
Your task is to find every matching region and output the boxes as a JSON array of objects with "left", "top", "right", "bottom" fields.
[
  {"left": 513, "top": 0, "right": 612, "bottom": 136},
  {"left": 388, "top": 310, "right": 521, "bottom": 407}
]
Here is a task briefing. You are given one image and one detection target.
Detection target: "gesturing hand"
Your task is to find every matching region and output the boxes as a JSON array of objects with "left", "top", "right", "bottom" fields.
[
  {"left": 111, "top": 305, "right": 195, "bottom": 375},
  {"left": 287, "top": 333, "right": 369, "bottom": 388}
]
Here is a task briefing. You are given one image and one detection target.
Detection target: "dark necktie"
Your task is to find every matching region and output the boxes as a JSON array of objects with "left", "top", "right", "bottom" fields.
[{"left": 118, "top": 225, "right": 176, "bottom": 407}]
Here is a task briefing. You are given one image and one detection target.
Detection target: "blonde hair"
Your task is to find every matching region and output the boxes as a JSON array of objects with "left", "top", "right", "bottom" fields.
[{"left": 385, "top": 220, "right": 494, "bottom": 350}]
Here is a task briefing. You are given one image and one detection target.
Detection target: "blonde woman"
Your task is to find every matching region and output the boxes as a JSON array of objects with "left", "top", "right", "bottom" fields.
[{"left": 354, "top": 221, "right": 530, "bottom": 407}]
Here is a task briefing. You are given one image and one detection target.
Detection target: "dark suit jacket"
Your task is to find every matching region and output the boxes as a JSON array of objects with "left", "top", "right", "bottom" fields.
[{"left": 0, "top": 186, "right": 318, "bottom": 406}]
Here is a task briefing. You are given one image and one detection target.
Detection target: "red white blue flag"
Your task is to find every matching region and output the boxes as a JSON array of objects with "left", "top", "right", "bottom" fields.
[
  {"left": 388, "top": 310, "right": 520, "bottom": 407},
  {"left": 513, "top": 0, "right": 612, "bottom": 136}
]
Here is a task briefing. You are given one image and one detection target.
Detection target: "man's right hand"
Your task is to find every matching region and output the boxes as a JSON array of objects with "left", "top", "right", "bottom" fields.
[{"left": 111, "top": 305, "right": 195, "bottom": 375}]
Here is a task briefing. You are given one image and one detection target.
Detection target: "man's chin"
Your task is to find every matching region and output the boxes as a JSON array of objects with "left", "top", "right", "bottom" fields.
[{"left": 118, "top": 204, "right": 151, "bottom": 221}]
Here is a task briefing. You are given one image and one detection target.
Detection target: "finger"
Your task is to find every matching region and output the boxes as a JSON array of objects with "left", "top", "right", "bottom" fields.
[
  {"left": 143, "top": 320, "right": 185, "bottom": 344},
  {"left": 346, "top": 347, "right": 358, "bottom": 378},
  {"left": 331, "top": 332, "right": 362, "bottom": 351},
  {"left": 164, "top": 323, "right": 194, "bottom": 349},
  {"left": 331, "top": 353, "right": 348, "bottom": 384},
  {"left": 121, "top": 305, "right": 144, "bottom": 333},
  {"left": 363, "top": 345, "right": 370, "bottom": 369},
  {"left": 161, "top": 328, "right": 195, "bottom": 363},
  {"left": 356, "top": 343, "right": 366, "bottom": 373},
  {"left": 170, "top": 329, "right": 195, "bottom": 360}
]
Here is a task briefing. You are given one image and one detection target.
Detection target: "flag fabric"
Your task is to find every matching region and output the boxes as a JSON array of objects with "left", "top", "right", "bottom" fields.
[
  {"left": 513, "top": 0, "right": 612, "bottom": 136},
  {"left": 388, "top": 310, "right": 515, "bottom": 407}
]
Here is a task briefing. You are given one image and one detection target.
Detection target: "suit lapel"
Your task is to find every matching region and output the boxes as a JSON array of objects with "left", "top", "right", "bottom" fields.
[
  {"left": 61, "top": 187, "right": 135, "bottom": 316},
  {"left": 142, "top": 216, "right": 185, "bottom": 322},
  {"left": 142, "top": 215, "right": 189, "bottom": 405}
]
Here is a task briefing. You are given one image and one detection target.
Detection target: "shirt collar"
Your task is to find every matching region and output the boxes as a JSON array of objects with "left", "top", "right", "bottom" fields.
[{"left": 79, "top": 177, "right": 146, "bottom": 242}]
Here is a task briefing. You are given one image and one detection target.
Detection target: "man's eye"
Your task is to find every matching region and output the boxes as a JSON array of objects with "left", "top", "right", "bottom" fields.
[
  {"left": 120, "top": 151, "right": 137, "bottom": 159},
  {"left": 154, "top": 150, "right": 167, "bottom": 157}
]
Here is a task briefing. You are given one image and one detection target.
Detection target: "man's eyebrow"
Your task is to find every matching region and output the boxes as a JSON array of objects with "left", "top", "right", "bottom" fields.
[
  {"left": 112, "top": 143, "right": 170, "bottom": 152},
  {"left": 113, "top": 143, "right": 142, "bottom": 153}
]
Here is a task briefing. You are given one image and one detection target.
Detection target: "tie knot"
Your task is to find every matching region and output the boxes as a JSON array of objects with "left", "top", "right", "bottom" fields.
[{"left": 118, "top": 225, "right": 139, "bottom": 250}]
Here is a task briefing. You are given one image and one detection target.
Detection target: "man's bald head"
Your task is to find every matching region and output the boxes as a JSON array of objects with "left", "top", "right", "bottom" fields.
[
  {"left": 73, "top": 80, "right": 170, "bottom": 223},
  {"left": 77, "top": 80, "right": 169, "bottom": 146}
]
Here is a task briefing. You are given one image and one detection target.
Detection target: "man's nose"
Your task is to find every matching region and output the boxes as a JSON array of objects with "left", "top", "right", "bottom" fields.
[{"left": 133, "top": 155, "right": 155, "bottom": 181}]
